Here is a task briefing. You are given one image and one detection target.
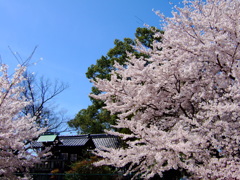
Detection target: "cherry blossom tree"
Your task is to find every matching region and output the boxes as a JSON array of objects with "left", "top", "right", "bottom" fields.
[
  {"left": 0, "top": 63, "right": 47, "bottom": 179},
  {"left": 92, "top": 0, "right": 240, "bottom": 179}
]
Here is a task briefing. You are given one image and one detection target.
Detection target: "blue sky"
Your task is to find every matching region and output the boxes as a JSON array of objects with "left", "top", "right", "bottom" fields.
[{"left": 0, "top": 0, "right": 182, "bottom": 121}]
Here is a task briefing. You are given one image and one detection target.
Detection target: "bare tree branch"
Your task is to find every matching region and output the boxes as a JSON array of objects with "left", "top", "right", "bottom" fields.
[{"left": 21, "top": 71, "right": 69, "bottom": 133}]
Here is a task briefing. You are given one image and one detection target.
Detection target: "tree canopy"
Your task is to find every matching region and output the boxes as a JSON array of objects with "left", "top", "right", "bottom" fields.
[
  {"left": 68, "top": 27, "right": 162, "bottom": 134},
  {"left": 0, "top": 63, "right": 48, "bottom": 179},
  {"left": 93, "top": 0, "right": 240, "bottom": 179}
]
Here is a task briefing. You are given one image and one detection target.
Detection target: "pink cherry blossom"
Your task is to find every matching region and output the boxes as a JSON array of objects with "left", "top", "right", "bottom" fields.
[
  {"left": 92, "top": 0, "right": 240, "bottom": 179},
  {"left": 0, "top": 64, "right": 47, "bottom": 179}
]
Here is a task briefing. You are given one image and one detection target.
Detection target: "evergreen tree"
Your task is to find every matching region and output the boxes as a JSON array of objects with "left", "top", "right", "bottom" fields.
[{"left": 68, "top": 27, "right": 162, "bottom": 134}]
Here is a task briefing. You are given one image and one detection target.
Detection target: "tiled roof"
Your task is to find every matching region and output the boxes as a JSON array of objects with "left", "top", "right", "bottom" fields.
[
  {"left": 31, "top": 141, "right": 43, "bottom": 148},
  {"left": 88, "top": 134, "right": 120, "bottom": 149},
  {"left": 58, "top": 136, "right": 89, "bottom": 146},
  {"left": 32, "top": 134, "right": 120, "bottom": 149},
  {"left": 93, "top": 137, "right": 120, "bottom": 149}
]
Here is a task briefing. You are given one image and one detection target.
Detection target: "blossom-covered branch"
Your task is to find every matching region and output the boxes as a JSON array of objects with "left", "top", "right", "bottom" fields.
[
  {"left": 93, "top": 0, "right": 240, "bottom": 179},
  {"left": 0, "top": 64, "right": 47, "bottom": 179}
]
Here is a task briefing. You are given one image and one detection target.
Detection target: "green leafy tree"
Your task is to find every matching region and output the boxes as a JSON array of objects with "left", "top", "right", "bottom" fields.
[{"left": 68, "top": 27, "right": 162, "bottom": 134}]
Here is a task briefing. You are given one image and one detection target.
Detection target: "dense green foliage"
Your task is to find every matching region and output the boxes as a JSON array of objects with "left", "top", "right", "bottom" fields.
[
  {"left": 65, "top": 156, "right": 119, "bottom": 180},
  {"left": 68, "top": 27, "right": 162, "bottom": 134}
]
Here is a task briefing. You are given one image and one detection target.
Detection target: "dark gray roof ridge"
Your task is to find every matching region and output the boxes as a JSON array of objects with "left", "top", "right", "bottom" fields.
[
  {"left": 32, "top": 134, "right": 120, "bottom": 148},
  {"left": 58, "top": 134, "right": 118, "bottom": 138}
]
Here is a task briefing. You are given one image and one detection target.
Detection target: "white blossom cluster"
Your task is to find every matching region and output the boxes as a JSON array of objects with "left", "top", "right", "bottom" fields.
[
  {"left": 0, "top": 64, "right": 46, "bottom": 179},
  {"left": 92, "top": 0, "right": 240, "bottom": 179}
]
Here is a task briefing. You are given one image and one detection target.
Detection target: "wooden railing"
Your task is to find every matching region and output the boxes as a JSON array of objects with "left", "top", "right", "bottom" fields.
[{"left": 33, "top": 159, "right": 65, "bottom": 172}]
